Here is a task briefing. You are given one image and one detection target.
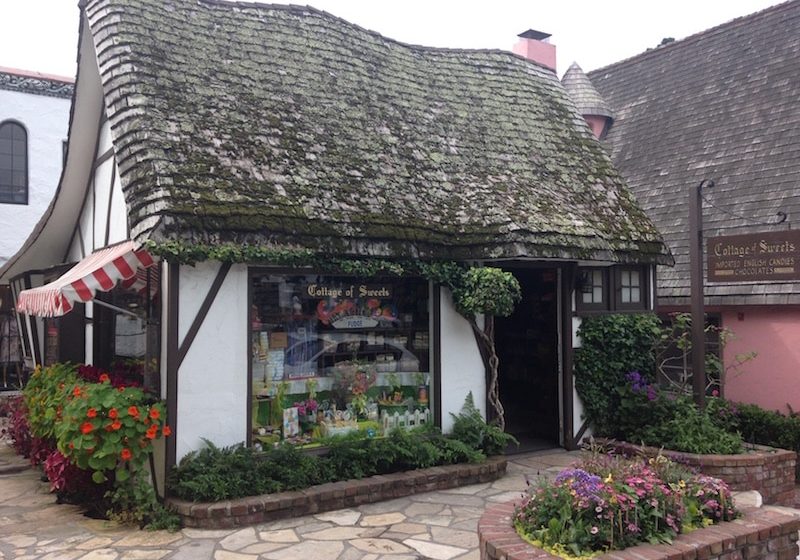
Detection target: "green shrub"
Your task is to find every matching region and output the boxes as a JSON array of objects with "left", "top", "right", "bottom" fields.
[
  {"left": 24, "top": 363, "right": 78, "bottom": 440},
  {"left": 614, "top": 373, "right": 743, "bottom": 454},
  {"left": 573, "top": 314, "right": 662, "bottom": 435},
  {"left": 170, "top": 419, "right": 491, "bottom": 502},
  {"left": 449, "top": 392, "right": 518, "bottom": 455}
]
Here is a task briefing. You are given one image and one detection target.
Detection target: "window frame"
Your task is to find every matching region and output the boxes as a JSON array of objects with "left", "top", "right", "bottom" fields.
[
  {"left": 0, "top": 120, "right": 29, "bottom": 205},
  {"left": 575, "top": 267, "right": 610, "bottom": 313},
  {"left": 613, "top": 266, "right": 648, "bottom": 311}
]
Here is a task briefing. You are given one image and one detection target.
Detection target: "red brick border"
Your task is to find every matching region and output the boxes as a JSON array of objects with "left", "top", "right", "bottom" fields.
[
  {"left": 167, "top": 456, "right": 507, "bottom": 529},
  {"left": 605, "top": 441, "right": 796, "bottom": 506},
  {"left": 478, "top": 501, "right": 800, "bottom": 560}
]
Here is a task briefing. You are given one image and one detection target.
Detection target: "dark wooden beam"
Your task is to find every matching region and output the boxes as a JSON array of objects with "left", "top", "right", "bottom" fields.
[
  {"left": 689, "top": 179, "right": 713, "bottom": 408},
  {"left": 103, "top": 164, "right": 116, "bottom": 247},
  {"left": 177, "top": 262, "right": 232, "bottom": 369},
  {"left": 165, "top": 262, "right": 179, "bottom": 477},
  {"left": 433, "top": 284, "right": 442, "bottom": 429}
]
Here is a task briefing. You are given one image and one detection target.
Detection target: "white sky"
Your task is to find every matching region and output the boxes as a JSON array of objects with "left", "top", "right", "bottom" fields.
[{"left": 1, "top": 0, "right": 785, "bottom": 79}]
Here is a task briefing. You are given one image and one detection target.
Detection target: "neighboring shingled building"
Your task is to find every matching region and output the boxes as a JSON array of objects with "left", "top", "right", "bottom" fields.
[{"left": 581, "top": 0, "right": 800, "bottom": 412}]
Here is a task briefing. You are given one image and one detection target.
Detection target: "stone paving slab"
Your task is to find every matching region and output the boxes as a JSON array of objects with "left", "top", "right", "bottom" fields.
[{"left": 0, "top": 443, "right": 580, "bottom": 559}]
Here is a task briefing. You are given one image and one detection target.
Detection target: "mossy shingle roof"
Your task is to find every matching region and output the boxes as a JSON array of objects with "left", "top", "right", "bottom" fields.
[{"left": 85, "top": 0, "right": 670, "bottom": 263}]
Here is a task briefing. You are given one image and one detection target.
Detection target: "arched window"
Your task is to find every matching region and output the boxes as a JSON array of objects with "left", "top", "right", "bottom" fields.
[{"left": 0, "top": 120, "right": 28, "bottom": 204}]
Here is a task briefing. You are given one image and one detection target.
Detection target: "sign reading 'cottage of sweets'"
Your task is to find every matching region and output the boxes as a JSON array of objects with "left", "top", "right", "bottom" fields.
[{"left": 707, "top": 230, "right": 800, "bottom": 282}]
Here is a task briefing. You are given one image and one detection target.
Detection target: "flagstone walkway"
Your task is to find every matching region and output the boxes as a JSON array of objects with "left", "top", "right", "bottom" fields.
[{"left": 0, "top": 443, "right": 581, "bottom": 560}]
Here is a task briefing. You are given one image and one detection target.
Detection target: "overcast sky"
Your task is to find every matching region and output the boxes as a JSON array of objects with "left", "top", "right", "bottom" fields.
[{"left": 2, "top": 0, "right": 785, "bottom": 79}]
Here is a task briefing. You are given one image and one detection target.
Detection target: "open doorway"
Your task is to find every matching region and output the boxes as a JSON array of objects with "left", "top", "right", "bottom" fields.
[{"left": 494, "top": 268, "right": 560, "bottom": 452}]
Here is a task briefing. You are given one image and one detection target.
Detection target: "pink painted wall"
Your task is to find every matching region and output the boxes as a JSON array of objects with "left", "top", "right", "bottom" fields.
[
  {"left": 722, "top": 306, "right": 800, "bottom": 414},
  {"left": 512, "top": 39, "right": 556, "bottom": 71},
  {"left": 584, "top": 115, "right": 608, "bottom": 138}
]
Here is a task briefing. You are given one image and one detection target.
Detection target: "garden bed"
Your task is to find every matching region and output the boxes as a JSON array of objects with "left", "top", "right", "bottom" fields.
[
  {"left": 167, "top": 456, "right": 507, "bottom": 529},
  {"left": 479, "top": 500, "right": 800, "bottom": 560},
  {"left": 603, "top": 440, "right": 796, "bottom": 506}
]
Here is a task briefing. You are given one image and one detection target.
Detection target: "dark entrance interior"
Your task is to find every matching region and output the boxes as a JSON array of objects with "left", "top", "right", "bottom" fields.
[{"left": 495, "top": 268, "right": 560, "bottom": 452}]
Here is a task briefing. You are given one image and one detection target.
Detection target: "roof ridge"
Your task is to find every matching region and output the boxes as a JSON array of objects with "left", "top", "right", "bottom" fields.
[
  {"left": 173, "top": 0, "right": 559, "bottom": 72},
  {"left": 0, "top": 66, "right": 74, "bottom": 83},
  {"left": 588, "top": 0, "right": 797, "bottom": 76}
]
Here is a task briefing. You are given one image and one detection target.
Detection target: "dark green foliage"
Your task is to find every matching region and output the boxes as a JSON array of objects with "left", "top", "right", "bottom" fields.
[
  {"left": 453, "top": 268, "right": 522, "bottom": 318},
  {"left": 573, "top": 314, "right": 662, "bottom": 435},
  {"left": 449, "top": 392, "right": 518, "bottom": 455},
  {"left": 170, "top": 423, "right": 488, "bottom": 502},
  {"left": 725, "top": 402, "right": 800, "bottom": 453},
  {"left": 614, "top": 380, "right": 743, "bottom": 454}
]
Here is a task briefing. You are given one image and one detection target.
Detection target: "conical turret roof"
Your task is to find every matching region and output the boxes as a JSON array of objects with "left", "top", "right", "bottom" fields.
[{"left": 562, "top": 62, "right": 614, "bottom": 119}]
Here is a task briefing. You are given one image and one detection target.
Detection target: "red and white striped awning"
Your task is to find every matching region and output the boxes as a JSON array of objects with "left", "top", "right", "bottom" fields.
[{"left": 16, "top": 241, "right": 156, "bottom": 317}]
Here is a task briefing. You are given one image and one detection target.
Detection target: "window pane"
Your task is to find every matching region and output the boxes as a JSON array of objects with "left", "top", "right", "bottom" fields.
[
  {"left": 621, "top": 287, "right": 630, "bottom": 303},
  {"left": 582, "top": 291, "right": 593, "bottom": 303},
  {"left": 250, "top": 274, "right": 431, "bottom": 448},
  {"left": 621, "top": 270, "right": 630, "bottom": 286},
  {"left": 631, "top": 287, "right": 641, "bottom": 303},
  {"left": 593, "top": 286, "right": 602, "bottom": 302},
  {"left": 592, "top": 270, "right": 602, "bottom": 285},
  {"left": 630, "top": 270, "right": 640, "bottom": 286}
]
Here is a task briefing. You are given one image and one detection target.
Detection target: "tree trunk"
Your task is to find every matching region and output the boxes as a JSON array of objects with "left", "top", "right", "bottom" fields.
[{"left": 468, "top": 314, "right": 505, "bottom": 431}]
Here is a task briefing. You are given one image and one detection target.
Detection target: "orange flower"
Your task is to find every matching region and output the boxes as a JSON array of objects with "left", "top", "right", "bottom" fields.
[
  {"left": 127, "top": 406, "right": 139, "bottom": 418},
  {"left": 149, "top": 407, "right": 160, "bottom": 420},
  {"left": 68, "top": 442, "right": 74, "bottom": 449},
  {"left": 80, "top": 422, "right": 94, "bottom": 434},
  {"left": 87, "top": 408, "right": 97, "bottom": 418},
  {"left": 73, "top": 386, "right": 81, "bottom": 397},
  {"left": 118, "top": 387, "right": 125, "bottom": 392},
  {"left": 145, "top": 425, "right": 158, "bottom": 440},
  {"left": 99, "top": 373, "right": 110, "bottom": 383},
  {"left": 111, "top": 420, "right": 122, "bottom": 431},
  {"left": 162, "top": 425, "right": 172, "bottom": 437},
  {"left": 108, "top": 408, "right": 118, "bottom": 419},
  {"left": 120, "top": 448, "right": 132, "bottom": 461}
]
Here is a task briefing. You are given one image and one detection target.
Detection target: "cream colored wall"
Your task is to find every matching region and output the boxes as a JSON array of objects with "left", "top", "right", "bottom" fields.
[{"left": 175, "top": 263, "right": 249, "bottom": 461}]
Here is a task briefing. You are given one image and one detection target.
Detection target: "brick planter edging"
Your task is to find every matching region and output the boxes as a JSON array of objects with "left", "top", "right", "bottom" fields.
[
  {"left": 167, "top": 456, "right": 507, "bottom": 529},
  {"left": 604, "top": 441, "right": 797, "bottom": 506},
  {"left": 478, "top": 501, "right": 800, "bottom": 560}
]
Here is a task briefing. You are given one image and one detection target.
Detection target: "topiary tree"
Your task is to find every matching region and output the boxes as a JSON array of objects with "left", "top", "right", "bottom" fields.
[{"left": 451, "top": 267, "right": 521, "bottom": 431}]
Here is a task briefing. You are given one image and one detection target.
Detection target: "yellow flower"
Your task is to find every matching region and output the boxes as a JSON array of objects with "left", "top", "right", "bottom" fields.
[
  {"left": 679, "top": 480, "right": 686, "bottom": 488},
  {"left": 604, "top": 473, "right": 613, "bottom": 483}
]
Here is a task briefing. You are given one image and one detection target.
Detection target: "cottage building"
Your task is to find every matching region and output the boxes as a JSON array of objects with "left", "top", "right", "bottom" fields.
[
  {"left": 0, "top": 67, "right": 73, "bottom": 387},
  {"left": 0, "top": 0, "right": 669, "bottom": 476},
  {"left": 566, "top": 1, "right": 800, "bottom": 412}
]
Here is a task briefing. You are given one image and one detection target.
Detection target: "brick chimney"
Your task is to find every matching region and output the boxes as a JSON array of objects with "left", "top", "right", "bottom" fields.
[{"left": 513, "top": 29, "right": 556, "bottom": 72}]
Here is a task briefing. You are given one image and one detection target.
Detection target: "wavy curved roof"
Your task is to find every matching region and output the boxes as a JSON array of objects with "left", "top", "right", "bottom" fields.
[{"left": 84, "top": 0, "right": 670, "bottom": 263}]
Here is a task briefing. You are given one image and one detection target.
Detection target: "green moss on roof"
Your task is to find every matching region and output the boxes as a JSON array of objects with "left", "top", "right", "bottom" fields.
[{"left": 85, "top": 0, "right": 671, "bottom": 264}]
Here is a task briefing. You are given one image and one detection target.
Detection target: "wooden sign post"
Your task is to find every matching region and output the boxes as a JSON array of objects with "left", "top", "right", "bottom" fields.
[{"left": 689, "top": 179, "right": 713, "bottom": 408}]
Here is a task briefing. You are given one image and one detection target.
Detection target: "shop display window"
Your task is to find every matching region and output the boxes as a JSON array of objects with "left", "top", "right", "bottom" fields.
[{"left": 250, "top": 273, "right": 431, "bottom": 448}]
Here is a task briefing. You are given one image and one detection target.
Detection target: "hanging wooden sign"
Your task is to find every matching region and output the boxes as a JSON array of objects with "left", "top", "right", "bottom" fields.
[{"left": 707, "top": 230, "right": 800, "bottom": 282}]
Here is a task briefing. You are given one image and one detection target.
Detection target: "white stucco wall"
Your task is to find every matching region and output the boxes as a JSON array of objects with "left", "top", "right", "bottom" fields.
[
  {"left": 439, "top": 288, "right": 486, "bottom": 433},
  {"left": 176, "top": 263, "right": 248, "bottom": 461},
  {"left": 0, "top": 89, "right": 70, "bottom": 266}
]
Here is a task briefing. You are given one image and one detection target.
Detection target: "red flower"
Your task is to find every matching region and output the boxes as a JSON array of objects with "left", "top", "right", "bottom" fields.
[
  {"left": 127, "top": 406, "right": 139, "bottom": 418},
  {"left": 108, "top": 408, "right": 118, "bottom": 419},
  {"left": 118, "top": 387, "right": 125, "bottom": 392},
  {"left": 111, "top": 420, "right": 122, "bottom": 431},
  {"left": 73, "top": 386, "right": 82, "bottom": 397},
  {"left": 149, "top": 407, "right": 160, "bottom": 420},
  {"left": 99, "top": 373, "right": 110, "bottom": 383},
  {"left": 162, "top": 426, "right": 172, "bottom": 437},
  {"left": 80, "top": 422, "right": 94, "bottom": 434},
  {"left": 146, "top": 425, "right": 158, "bottom": 440},
  {"left": 68, "top": 442, "right": 74, "bottom": 449},
  {"left": 120, "top": 448, "right": 132, "bottom": 461},
  {"left": 87, "top": 408, "right": 97, "bottom": 418}
]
